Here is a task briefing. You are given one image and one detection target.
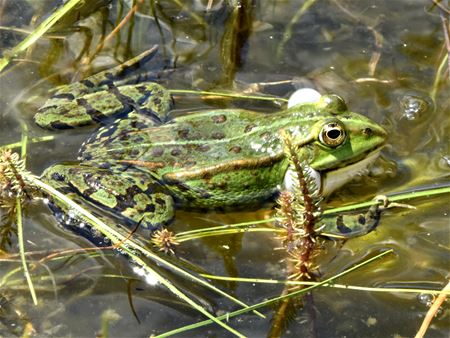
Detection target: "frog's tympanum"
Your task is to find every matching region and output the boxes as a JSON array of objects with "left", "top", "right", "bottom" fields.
[{"left": 35, "top": 49, "right": 387, "bottom": 238}]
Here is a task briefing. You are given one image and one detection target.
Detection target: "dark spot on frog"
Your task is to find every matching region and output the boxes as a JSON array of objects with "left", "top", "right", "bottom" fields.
[
  {"left": 168, "top": 180, "right": 190, "bottom": 192},
  {"left": 81, "top": 79, "right": 95, "bottom": 88},
  {"left": 229, "top": 146, "right": 241, "bottom": 153},
  {"left": 100, "top": 126, "right": 117, "bottom": 138},
  {"left": 130, "top": 121, "right": 148, "bottom": 130},
  {"left": 200, "top": 191, "right": 212, "bottom": 198},
  {"left": 98, "top": 77, "right": 114, "bottom": 88},
  {"left": 151, "top": 147, "right": 164, "bottom": 157},
  {"left": 358, "top": 214, "right": 366, "bottom": 225},
  {"left": 362, "top": 127, "right": 373, "bottom": 136},
  {"left": 144, "top": 204, "right": 156, "bottom": 212},
  {"left": 152, "top": 97, "right": 161, "bottom": 105},
  {"left": 211, "top": 131, "right": 225, "bottom": 140},
  {"left": 51, "top": 172, "right": 65, "bottom": 181},
  {"left": 244, "top": 124, "right": 255, "bottom": 133},
  {"left": 212, "top": 114, "right": 227, "bottom": 123},
  {"left": 37, "top": 105, "right": 58, "bottom": 113},
  {"left": 50, "top": 121, "right": 74, "bottom": 129},
  {"left": 119, "top": 133, "right": 130, "bottom": 141},
  {"left": 184, "top": 160, "right": 196, "bottom": 168},
  {"left": 134, "top": 136, "right": 144, "bottom": 143},
  {"left": 211, "top": 181, "right": 227, "bottom": 190},
  {"left": 136, "top": 85, "right": 152, "bottom": 96},
  {"left": 52, "top": 93, "right": 75, "bottom": 100},
  {"left": 259, "top": 132, "right": 270, "bottom": 140},
  {"left": 336, "top": 215, "right": 352, "bottom": 234},
  {"left": 143, "top": 183, "right": 156, "bottom": 194},
  {"left": 171, "top": 148, "right": 182, "bottom": 156},
  {"left": 177, "top": 128, "right": 190, "bottom": 139},
  {"left": 113, "top": 186, "right": 143, "bottom": 211},
  {"left": 130, "top": 148, "right": 140, "bottom": 156},
  {"left": 77, "top": 98, "right": 106, "bottom": 122},
  {"left": 197, "top": 144, "right": 210, "bottom": 152},
  {"left": 98, "top": 162, "right": 111, "bottom": 169},
  {"left": 83, "top": 153, "right": 93, "bottom": 161},
  {"left": 155, "top": 197, "right": 166, "bottom": 206}
]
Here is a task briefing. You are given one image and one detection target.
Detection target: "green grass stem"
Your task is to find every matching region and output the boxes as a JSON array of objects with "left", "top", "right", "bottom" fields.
[
  {"left": 27, "top": 175, "right": 263, "bottom": 336},
  {"left": 430, "top": 52, "right": 449, "bottom": 102},
  {"left": 169, "top": 89, "right": 288, "bottom": 103},
  {"left": 174, "top": 185, "right": 450, "bottom": 242},
  {"left": 0, "top": 0, "right": 85, "bottom": 72},
  {"left": 276, "top": 0, "right": 318, "bottom": 59},
  {"left": 16, "top": 198, "right": 38, "bottom": 305},
  {"left": 0, "top": 136, "right": 54, "bottom": 151},
  {"left": 201, "top": 274, "right": 450, "bottom": 296},
  {"left": 154, "top": 249, "right": 394, "bottom": 337}
]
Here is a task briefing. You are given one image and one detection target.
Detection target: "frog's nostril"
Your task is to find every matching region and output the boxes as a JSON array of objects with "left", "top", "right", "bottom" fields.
[{"left": 362, "top": 127, "right": 373, "bottom": 136}]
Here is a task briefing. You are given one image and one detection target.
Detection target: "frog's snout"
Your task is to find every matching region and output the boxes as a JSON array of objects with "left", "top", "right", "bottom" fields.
[{"left": 361, "top": 122, "right": 388, "bottom": 149}]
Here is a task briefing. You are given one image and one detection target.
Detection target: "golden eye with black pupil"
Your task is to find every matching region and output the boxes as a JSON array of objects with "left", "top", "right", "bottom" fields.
[{"left": 319, "top": 122, "right": 346, "bottom": 147}]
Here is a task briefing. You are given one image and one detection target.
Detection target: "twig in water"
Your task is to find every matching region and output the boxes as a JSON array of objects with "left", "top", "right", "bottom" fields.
[{"left": 415, "top": 280, "right": 450, "bottom": 338}]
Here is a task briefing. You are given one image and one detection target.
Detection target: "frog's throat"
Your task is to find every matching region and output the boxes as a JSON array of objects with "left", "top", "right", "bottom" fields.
[{"left": 283, "top": 149, "right": 382, "bottom": 196}]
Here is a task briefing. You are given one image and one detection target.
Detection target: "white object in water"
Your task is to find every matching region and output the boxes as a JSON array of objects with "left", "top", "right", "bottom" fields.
[{"left": 287, "top": 88, "right": 322, "bottom": 108}]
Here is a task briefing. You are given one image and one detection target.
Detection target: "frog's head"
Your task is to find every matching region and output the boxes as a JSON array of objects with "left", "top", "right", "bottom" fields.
[{"left": 285, "top": 93, "right": 387, "bottom": 196}]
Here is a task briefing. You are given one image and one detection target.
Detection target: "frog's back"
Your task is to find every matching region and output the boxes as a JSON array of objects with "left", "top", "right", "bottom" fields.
[
  {"left": 79, "top": 109, "right": 293, "bottom": 207},
  {"left": 81, "top": 109, "right": 288, "bottom": 172}
]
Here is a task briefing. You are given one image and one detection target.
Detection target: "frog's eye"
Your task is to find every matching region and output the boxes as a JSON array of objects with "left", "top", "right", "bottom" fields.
[{"left": 319, "top": 121, "right": 346, "bottom": 147}]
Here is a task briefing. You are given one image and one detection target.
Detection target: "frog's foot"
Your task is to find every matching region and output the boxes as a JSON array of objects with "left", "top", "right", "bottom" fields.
[
  {"left": 316, "top": 195, "right": 415, "bottom": 239},
  {"left": 42, "top": 164, "right": 175, "bottom": 231}
]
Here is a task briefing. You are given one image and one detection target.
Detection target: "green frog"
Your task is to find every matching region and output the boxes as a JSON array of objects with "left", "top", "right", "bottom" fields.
[{"left": 35, "top": 49, "right": 387, "bottom": 239}]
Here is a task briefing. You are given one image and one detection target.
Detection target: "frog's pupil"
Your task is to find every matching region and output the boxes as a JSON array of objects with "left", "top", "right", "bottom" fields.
[{"left": 327, "top": 129, "right": 341, "bottom": 139}]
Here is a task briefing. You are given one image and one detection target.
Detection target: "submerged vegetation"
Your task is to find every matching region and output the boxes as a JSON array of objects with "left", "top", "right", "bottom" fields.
[{"left": 0, "top": 0, "right": 449, "bottom": 337}]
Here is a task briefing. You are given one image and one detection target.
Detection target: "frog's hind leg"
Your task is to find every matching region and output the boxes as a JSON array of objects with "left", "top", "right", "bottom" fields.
[
  {"left": 42, "top": 163, "right": 175, "bottom": 232},
  {"left": 35, "top": 80, "right": 172, "bottom": 130},
  {"left": 51, "top": 46, "right": 159, "bottom": 98}
]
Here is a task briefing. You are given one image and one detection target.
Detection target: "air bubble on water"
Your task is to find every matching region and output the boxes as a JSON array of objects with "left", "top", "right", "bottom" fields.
[{"left": 417, "top": 293, "right": 433, "bottom": 307}]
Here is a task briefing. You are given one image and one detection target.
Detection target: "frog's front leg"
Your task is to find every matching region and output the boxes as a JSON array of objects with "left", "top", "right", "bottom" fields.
[
  {"left": 316, "top": 196, "right": 415, "bottom": 238},
  {"left": 317, "top": 205, "right": 383, "bottom": 239},
  {"left": 42, "top": 164, "right": 175, "bottom": 231}
]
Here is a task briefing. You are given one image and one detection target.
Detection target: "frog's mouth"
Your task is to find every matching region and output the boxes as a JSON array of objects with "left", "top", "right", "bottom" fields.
[{"left": 283, "top": 149, "right": 382, "bottom": 196}]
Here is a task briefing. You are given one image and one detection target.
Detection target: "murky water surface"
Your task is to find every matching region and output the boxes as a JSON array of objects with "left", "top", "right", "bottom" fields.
[{"left": 0, "top": 1, "right": 448, "bottom": 337}]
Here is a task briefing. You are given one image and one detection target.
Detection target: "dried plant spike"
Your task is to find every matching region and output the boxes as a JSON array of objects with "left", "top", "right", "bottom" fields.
[{"left": 151, "top": 228, "right": 180, "bottom": 255}]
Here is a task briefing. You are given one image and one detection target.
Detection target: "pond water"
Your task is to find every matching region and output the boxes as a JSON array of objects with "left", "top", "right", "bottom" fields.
[{"left": 0, "top": 1, "right": 449, "bottom": 337}]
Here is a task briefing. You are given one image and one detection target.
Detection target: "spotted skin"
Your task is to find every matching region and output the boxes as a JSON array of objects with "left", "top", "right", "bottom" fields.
[{"left": 37, "top": 50, "right": 387, "bottom": 235}]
